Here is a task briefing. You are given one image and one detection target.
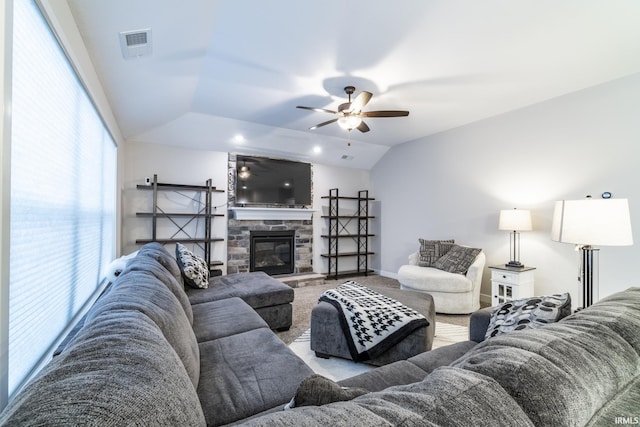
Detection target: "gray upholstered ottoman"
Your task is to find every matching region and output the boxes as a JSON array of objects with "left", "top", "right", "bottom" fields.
[
  {"left": 310, "top": 286, "right": 436, "bottom": 366},
  {"left": 186, "top": 271, "right": 294, "bottom": 331}
]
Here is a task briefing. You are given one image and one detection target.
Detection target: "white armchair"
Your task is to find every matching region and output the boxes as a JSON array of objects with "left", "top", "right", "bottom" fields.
[{"left": 398, "top": 251, "right": 485, "bottom": 314}]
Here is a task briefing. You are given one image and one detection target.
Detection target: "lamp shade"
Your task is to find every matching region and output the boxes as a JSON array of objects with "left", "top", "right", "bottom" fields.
[
  {"left": 551, "top": 198, "right": 633, "bottom": 246},
  {"left": 499, "top": 209, "right": 532, "bottom": 231}
]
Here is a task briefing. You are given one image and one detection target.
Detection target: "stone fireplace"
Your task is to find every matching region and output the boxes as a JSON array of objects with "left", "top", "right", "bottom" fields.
[{"left": 227, "top": 218, "right": 313, "bottom": 275}]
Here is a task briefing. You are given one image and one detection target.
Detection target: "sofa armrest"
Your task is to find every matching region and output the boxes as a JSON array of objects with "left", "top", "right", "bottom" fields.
[{"left": 469, "top": 307, "right": 493, "bottom": 343}]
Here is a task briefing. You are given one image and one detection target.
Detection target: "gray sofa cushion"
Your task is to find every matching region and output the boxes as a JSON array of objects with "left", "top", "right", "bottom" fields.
[
  {"left": 566, "top": 287, "right": 640, "bottom": 353},
  {"left": 191, "top": 297, "right": 268, "bottom": 343},
  {"left": 242, "top": 367, "right": 533, "bottom": 426},
  {"left": 338, "top": 360, "right": 427, "bottom": 392},
  {"left": 137, "top": 241, "right": 185, "bottom": 286},
  {"left": 0, "top": 310, "right": 205, "bottom": 426},
  {"left": 86, "top": 268, "right": 201, "bottom": 388},
  {"left": 407, "top": 340, "right": 478, "bottom": 373},
  {"left": 338, "top": 340, "right": 478, "bottom": 393},
  {"left": 187, "top": 271, "right": 293, "bottom": 308},
  {"left": 122, "top": 253, "right": 194, "bottom": 324},
  {"left": 197, "top": 328, "right": 314, "bottom": 426},
  {"left": 452, "top": 308, "right": 640, "bottom": 426},
  {"left": 587, "top": 374, "right": 640, "bottom": 425}
]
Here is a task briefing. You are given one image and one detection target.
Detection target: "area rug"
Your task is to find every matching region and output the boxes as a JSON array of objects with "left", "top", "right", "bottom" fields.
[{"left": 288, "top": 322, "right": 469, "bottom": 381}]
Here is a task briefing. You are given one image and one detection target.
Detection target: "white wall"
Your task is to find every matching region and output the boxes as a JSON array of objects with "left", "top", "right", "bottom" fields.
[
  {"left": 372, "top": 73, "right": 640, "bottom": 304},
  {"left": 124, "top": 141, "right": 371, "bottom": 276}
]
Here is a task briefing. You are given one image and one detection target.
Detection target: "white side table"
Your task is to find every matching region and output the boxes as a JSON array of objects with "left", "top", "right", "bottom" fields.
[{"left": 489, "top": 265, "right": 536, "bottom": 306}]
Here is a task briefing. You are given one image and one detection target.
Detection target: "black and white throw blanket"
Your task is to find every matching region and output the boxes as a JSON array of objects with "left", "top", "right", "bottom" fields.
[{"left": 319, "top": 281, "right": 428, "bottom": 362}]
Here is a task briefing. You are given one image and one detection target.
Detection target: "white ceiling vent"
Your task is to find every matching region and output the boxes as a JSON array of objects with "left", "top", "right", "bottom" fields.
[{"left": 119, "top": 29, "right": 152, "bottom": 59}]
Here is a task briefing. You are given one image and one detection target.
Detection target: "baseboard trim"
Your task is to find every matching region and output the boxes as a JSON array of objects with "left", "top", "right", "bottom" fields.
[
  {"left": 378, "top": 270, "right": 398, "bottom": 279},
  {"left": 480, "top": 293, "right": 492, "bottom": 306}
]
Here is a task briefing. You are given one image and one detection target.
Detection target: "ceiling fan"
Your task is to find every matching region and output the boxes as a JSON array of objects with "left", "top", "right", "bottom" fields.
[{"left": 296, "top": 86, "right": 409, "bottom": 133}]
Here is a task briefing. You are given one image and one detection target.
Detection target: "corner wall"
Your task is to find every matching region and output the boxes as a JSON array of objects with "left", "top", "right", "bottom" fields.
[{"left": 372, "top": 73, "right": 640, "bottom": 303}]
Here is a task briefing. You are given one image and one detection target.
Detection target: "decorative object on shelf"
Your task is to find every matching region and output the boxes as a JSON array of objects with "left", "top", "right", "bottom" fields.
[
  {"left": 498, "top": 208, "right": 532, "bottom": 268},
  {"left": 551, "top": 195, "right": 633, "bottom": 308}
]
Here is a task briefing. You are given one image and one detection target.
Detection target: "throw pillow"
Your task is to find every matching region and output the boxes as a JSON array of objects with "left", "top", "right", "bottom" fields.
[
  {"left": 432, "top": 244, "right": 481, "bottom": 274},
  {"left": 175, "top": 243, "right": 209, "bottom": 289},
  {"left": 417, "top": 239, "right": 455, "bottom": 267},
  {"left": 484, "top": 293, "right": 572, "bottom": 339},
  {"left": 284, "top": 374, "right": 368, "bottom": 410}
]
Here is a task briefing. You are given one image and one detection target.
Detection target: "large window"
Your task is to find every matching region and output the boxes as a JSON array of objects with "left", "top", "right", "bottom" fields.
[{"left": 3, "top": 0, "right": 116, "bottom": 402}]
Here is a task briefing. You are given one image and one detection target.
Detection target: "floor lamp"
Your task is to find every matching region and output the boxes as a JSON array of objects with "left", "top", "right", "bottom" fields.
[{"left": 551, "top": 197, "right": 633, "bottom": 308}]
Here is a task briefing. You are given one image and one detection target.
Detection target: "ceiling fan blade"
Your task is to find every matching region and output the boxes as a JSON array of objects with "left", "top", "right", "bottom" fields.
[
  {"left": 309, "top": 118, "right": 339, "bottom": 130},
  {"left": 347, "top": 91, "right": 372, "bottom": 114},
  {"left": 296, "top": 106, "right": 338, "bottom": 115},
  {"left": 356, "top": 121, "right": 370, "bottom": 133},
  {"left": 360, "top": 110, "right": 410, "bottom": 117}
]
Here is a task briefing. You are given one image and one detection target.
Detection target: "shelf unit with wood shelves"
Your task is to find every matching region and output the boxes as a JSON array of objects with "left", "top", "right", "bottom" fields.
[
  {"left": 321, "top": 188, "right": 375, "bottom": 280},
  {"left": 135, "top": 174, "right": 225, "bottom": 269}
]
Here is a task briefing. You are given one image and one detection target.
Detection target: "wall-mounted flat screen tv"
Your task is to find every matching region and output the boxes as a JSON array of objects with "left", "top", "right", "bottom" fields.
[{"left": 235, "top": 155, "right": 312, "bottom": 206}]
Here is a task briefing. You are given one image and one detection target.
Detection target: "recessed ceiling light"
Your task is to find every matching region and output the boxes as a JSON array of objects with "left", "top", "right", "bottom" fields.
[
  {"left": 233, "top": 134, "right": 245, "bottom": 143},
  {"left": 313, "top": 146, "right": 322, "bottom": 154}
]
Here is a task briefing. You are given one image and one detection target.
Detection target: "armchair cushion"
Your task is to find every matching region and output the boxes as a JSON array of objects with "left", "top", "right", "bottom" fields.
[
  {"left": 417, "top": 239, "right": 455, "bottom": 267},
  {"left": 432, "top": 244, "right": 482, "bottom": 275}
]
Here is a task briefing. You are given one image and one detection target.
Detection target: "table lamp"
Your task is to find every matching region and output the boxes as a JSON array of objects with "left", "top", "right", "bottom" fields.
[{"left": 499, "top": 208, "right": 532, "bottom": 268}]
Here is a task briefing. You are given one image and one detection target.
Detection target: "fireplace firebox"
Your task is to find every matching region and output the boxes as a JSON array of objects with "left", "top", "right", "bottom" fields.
[{"left": 250, "top": 230, "right": 295, "bottom": 275}]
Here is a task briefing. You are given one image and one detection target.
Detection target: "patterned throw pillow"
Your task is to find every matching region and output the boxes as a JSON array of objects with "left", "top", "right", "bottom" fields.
[
  {"left": 417, "top": 239, "right": 455, "bottom": 267},
  {"left": 485, "top": 293, "right": 572, "bottom": 339},
  {"left": 175, "top": 243, "right": 209, "bottom": 289},
  {"left": 432, "top": 244, "right": 481, "bottom": 274}
]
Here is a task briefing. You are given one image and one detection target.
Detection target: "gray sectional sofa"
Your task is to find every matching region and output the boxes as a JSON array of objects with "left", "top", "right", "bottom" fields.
[
  {"left": 1, "top": 241, "right": 639, "bottom": 426},
  {"left": 0, "top": 243, "right": 314, "bottom": 426}
]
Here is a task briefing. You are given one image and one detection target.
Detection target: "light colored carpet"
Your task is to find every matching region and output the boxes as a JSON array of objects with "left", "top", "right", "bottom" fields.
[{"left": 288, "top": 322, "right": 469, "bottom": 381}]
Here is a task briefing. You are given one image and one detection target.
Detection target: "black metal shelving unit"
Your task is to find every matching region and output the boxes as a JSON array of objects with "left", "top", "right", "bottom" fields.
[
  {"left": 321, "top": 188, "right": 375, "bottom": 280},
  {"left": 136, "top": 174, "right": 225, "bottom": 270}
]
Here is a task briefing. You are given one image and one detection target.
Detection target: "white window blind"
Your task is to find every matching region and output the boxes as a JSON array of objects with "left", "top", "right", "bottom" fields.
[{"left": 8, "top": 0, "right": 116, "bottom": 398}]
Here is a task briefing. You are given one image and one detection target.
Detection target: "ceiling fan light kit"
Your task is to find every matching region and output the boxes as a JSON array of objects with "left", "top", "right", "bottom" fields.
[
  {"left": 337, "top": 115, "right": 362, "bottom": 130},
  {"left": 297, "top": 85, "right": 409, "bottom": 134}
]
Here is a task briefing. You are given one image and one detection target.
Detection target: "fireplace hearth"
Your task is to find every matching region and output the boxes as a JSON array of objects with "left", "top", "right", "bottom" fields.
[{"left": 250, "top": 230, "right": 295, "bottom": 275}]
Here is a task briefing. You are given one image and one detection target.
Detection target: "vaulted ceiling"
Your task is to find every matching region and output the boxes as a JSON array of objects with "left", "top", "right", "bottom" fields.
[{"left": 65, "top": 0, "right": 640, "bottom": 169}]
